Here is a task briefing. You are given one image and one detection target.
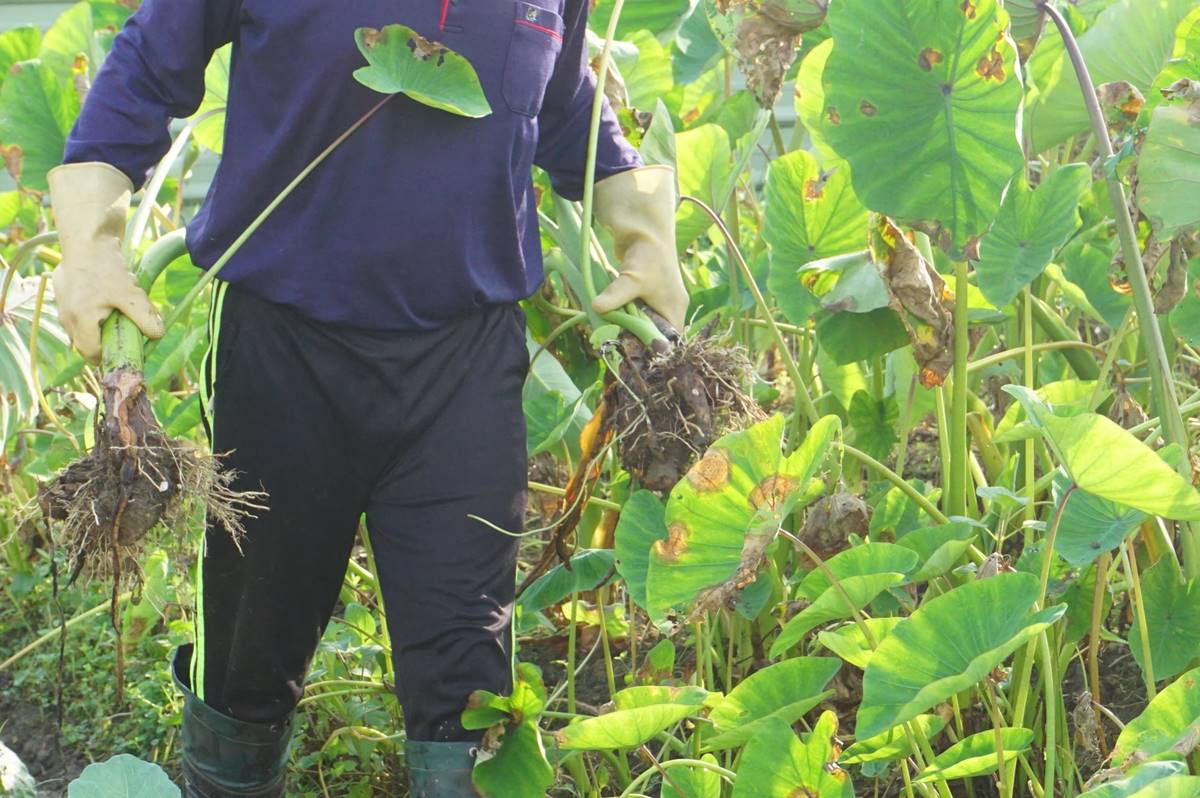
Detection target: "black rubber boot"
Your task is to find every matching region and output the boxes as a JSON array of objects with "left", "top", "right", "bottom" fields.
[
  {"left": 171, "top": 646, "right": 293, "bottom": 798},
  {"left": 405, "top": 740, "right": 480, "bottom": 797}
]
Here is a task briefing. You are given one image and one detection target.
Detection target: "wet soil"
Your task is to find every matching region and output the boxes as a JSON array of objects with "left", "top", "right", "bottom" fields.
[{"left": 0, "top": 674, "right": 88, "bottom": 797}]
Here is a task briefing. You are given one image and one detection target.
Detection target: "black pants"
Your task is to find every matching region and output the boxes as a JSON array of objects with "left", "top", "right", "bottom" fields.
[{"left": 192, "top": 283, "right": 527, "bottom": 742}]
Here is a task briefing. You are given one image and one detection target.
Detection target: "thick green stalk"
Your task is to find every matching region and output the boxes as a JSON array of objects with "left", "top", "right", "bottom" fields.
[
  {"left": 948, "top": 260, "right": 970, "bottom": 517},
  {"left": 1024, "top": 288, "right": 1037, "bottom": 524},
  {"left": 1041, "top": 2, "right": 1197, "bottom": 576}
]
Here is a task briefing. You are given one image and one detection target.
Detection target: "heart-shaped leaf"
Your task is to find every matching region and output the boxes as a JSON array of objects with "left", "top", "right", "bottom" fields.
[
  {"left": 1114, "top": 666, "right": 1200, "bottom": 765},
  {"left": 733, "top": 712, "right": 853, "bottom": 798},
  {"left": 704, "top": 657, "right": 841, "bottom": 751},
  {"left": 856, "top": 572, "right": 1066, "bottom": 738},
  {"left": 915, "top": 727, "right": 1034, "bottom": 783},
  {"left": 975, "top": 164, "right": 1092, "bottom": 308},
  {"left": 1129, "top": 557, "right": 1200, "bottom": 682},
  {"left": 822, "top": 0, "right": 1024, "bottom": 252},
  {"left": 67, "top": 755, "right": 180, "bottom": 798},
  {"left": 1138, "top": 97, "right": 1200, "bottom": 238},
  {"left": 354, "top": 25, "right": 491, "bottom": 118},
  {"left": 840, "top": 714, "right": 946, "bottom": 765}
]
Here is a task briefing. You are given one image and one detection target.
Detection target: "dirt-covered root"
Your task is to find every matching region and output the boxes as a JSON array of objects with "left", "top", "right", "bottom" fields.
[
  {"left": 610, "top": 331, "right": 760, "bottom": 492},
  {"left": 37, "top": 367, "right": 264, "bottom": 583}
]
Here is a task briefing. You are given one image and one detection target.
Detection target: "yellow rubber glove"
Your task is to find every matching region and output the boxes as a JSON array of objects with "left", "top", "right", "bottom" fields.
[
  {"left": 591, "top": 165, "right": 689, "bottom": 332},
  {"left": 48, "top": 162, "right": 164, "bottom": 363}
]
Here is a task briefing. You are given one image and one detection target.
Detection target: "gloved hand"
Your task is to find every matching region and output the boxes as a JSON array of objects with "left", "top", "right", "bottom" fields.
[
  {"left": 591, "top": 165, "right": 689, "bottom": 332},
  {"left": 48, "top": 162, "right": 164, "bottom": 364}
]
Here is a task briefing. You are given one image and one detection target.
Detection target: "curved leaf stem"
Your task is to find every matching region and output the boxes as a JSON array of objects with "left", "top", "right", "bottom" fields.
[
  {"left": 1120, "top": 541, "right": 1156, "bottom": 698},
  {"left": 616, "top": 758, "right": 735, "bottom": 798},
  {"left": 29, "top": 273, "right": 80, "bottom": 451},
  {"left": 680, "top": 195, "right": 820, "bottom": 426},
  {"left": 967, "top": 340, "right": 1105, "bottom": 375},
  {"left": 948, "top": 260, "right": 970, "bottom": 517},
  {"left": 1039, "top": 1, "right": 1197, "bottom": 576}
]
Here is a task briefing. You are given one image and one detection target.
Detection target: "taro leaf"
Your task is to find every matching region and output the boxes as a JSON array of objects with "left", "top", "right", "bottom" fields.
[
  {"left": 517, "top": 549, "right": 617, "bottom": 616},
  {"left": 1113, "top": 666, "right": 1200, "bottom": 765},
  {"left": 618, "top": 31, "right": 674, "bottom": 112},
  {"left": 675, "top": 123, "right": 733, "bottom": 250},
  {"left": 795, "top": 38, "right": 840, "bottom": 163},
  {"left": 663, "top": 754, "right": 722, "bottom": 798},
  {"left": 915, "top": 727, "right": 1034, "bottom": 783},
  {"left": 822, "top": 0, "right": 1024, "bottom": 253},
  {"left": 0, "top": 59, "right": 80, "bottom": 191},
  {"left": 612, "top": 684, "right": 710, "bottom": 711},
  {"left": 1138, "top": 97, "right": 1200, "bottom": 238},
  {"left": 819, "top": 253, "right": 891, "bottom": 316},
  {"left": 67, "top": 755, "right": 180, "bottom": 798},
  {"left": 1004, "top": 385, "right": 1200, "bottom": 521},
  {"left": 993, "top": 379, "right": 1103, "bottom": 444},
  {"left": 1052, "top": 471, "right": 1146, "bottom": 568},
  {"left": 524, "top": 330, "right": 590, "bottom": 457},
  {"left": 592, "top": 0, "right": 694, "bottom": 39},
  {"left": 1005, "top": 0, "right": 1045, "bottom": 57},
  {"left": 193, "top": 44, "right": 230, "bottom": 155},
  {"left": 974, "top": 164, "right": 1092, "bottom": 308},
  {"left": 1129, "top": 556, "right": 1200, "bottom": 682},
  {"left": 817, "top": 617, "right": 905, "bottom": 669},
  {"left": 798, "top": 543, "right": 920, "bottom": 600},
  {"left": 1027, "top": 0, "right": 1195, "bottom": 151},
  {"left": 554, "top": 689, "right": 704, "bottom": 750},
  {"left": 770, "top": 573, "right": 907, "bottom": 658},
  {"left": 39, "top": 2, "right": 108, "bottom": 81},
  {"left": 848, "top": 390, "right": 899, "bottom": 462},
  {"left": 645, "top": 414, "right": 839, "bottom": 623},
  {"left": 1, "top": 274, "right": 70, "bottom": 445},
  {"left": 840, "top": 714, "right": 946, "bottom": 765},
  {"left": 732, "top": 712, "right": 853, "bottom": 798},
  {"left": 613, "top": 490, "right": 668, "bottom": 613},
  {"left": 856, "top": 572, "right": 1067, "bottom": 739},
  {"left": 0, "top": 26, "right": 40, "bottom": 76},
  {"left": 764, "top": 150, "right": 869, "bottom": 311},
  {"left": 1110, "top": 777, "right": 1200, "bottom": 798},
  {"left": 353, "top": 25, "right": 491, "bottom": 118},
  {"left": 1058, "top": 229, "right": 1130, "bottom": 330},
  {"left": 1079, "top": 762, "right": 1191, "bottom": 798},
  {"left": 815, "top": 307, "right": 910, "bottom": 365},
  {"left": 466, "top": 663, "right": 554, "bottom": 798},
  {"left": 895, "top": 522, "right": 977, "bottom": 582},
  {"left": 704, "top": 657, "right": 842, "bottom": 751}
]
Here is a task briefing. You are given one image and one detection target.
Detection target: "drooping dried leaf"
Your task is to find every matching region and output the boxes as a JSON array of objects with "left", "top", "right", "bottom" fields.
[{"left": 870, "top": 217, "right": 956, "bottom": 385}]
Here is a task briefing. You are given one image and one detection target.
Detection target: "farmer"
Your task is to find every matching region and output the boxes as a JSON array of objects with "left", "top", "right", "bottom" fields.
[{"left": 47, "top": 1, "right": 687, "bottom": 795}]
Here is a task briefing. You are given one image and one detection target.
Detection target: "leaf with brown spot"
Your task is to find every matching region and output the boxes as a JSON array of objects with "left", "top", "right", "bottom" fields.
[
  {"left": 859, "top": 99, "right": 877, "bottom": 116},
  {"left": 918, "top": 48, "right": 943, "bottom": 71},
  {"left": 826, "top": 106, "right": 841, "bottom": 124},
  {"left": 975, "top": 49, "right": 1005, "bottom": 81},
  {"left": 686, "top": 450, "right": 731, "bottom": 491},
  {"left": 961, "top": 0, "right": 976, "bottom": 18},
  {"left": 352, "top": 24, "right": 491, "bottom": 118},
  {"left": 653, "top": 522, "right": 691, "bottom": 564}
]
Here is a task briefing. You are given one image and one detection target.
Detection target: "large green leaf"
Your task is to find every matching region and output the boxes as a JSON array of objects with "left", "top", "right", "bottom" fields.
[
  {"left": 975, "top": 164, "right": 1091, "bottom": 307},
  {"left": 818, "top": 618, "right": 905, "bottom": 670},
  {"left": 822, "top": 0, "right": 1024, "bottom": 251},
  {"left": 815, "top": 307, "right": 910, "bottom": 364},
  {"left": 67, "top": 755, "right": 180, "bottom": 798},
  {"left": 0, "top": 59, "right": 80, "bottom": 191},
  {"left": 592, "top": 0, "right": 695, "bottom": 40},
  {"left": 1027, "top": 0, "right": 1195, "bottom": 151},
  {"left": 613, "top": 490, "right": 668, "bottom": 613},
  {"left": 1138, "top": 97, "right": 1200, "bottom": 238},
  {"left": 1129, "top": 556, "right": 1200, "bottom": 682},
  {"left": 840, "top": 715, "right": 946, "bottom": 765},
  {"left": 466, "top": 663, "right": 554, "bottom": 798},
  {"left": 856, "top": 572, "right": 1067, "bottom": 738},
  {"left": 663, "top": 754, "right": 722, "bottom": 798},
  {"left": 618, "top": 30, "right": 674, "bottom": 111},
  {"left": 0, "top": 26, "right": 41, "bottom": 76},
  {"left": 517, "top": 549, "right": 617, "bottom": 618},
  {"left": 895, "top": 522, "right": 977, "bottom": 582},
  {"left": 1005, "top": 386, "right": 1200, "bottom": 520},
  {"left": 915, "top": 728, "right": 1034, "bottom": 783},
  {"left": 555, "top": 689, "right": 704, "bottom": 750},
  {"left": 353, "top": 25, "right": 491, "bottom": 117},
  {"left": 645, "top": 415, "right": 838, "bottom": 622},
  {"left": 797, "top": 543, "right": 920, "bottom": 600},
  {"left": 1052, "top": 472, "right": 1146, "bottom": 568},
  {"left": 675, "top": 123, "right": 732, "bottom": 249},
  {"left": 795, "top": 38, "right": 839, "bottom": 163},
  {"left": 193, "top": 44, "right": 230, "bottom": 155},
  {"left": 763, "top": 149, "right": 867, "bottom": 304},
  {"left": 732, "top": 712, "right": 853, "bottom": 798},
  {"left": 771, "top": 573, "right": 907, "bottom": 658},
  {"left": 1114, "top": 666, "right": 1200, "bottom": 765},
  {"left": 704, "top": 657, "right": 841, "bottom": 751}
]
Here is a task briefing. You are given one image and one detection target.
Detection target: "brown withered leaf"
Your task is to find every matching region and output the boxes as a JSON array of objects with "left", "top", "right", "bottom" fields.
[
  {"left": 1097, "top": 81, "right": 1146, "bottom": 127},
  {"left": 871, "top": 217, "right": 956, "bottom": 386},
  {"left": 1162, "top": 77, "right": 1200, "bottom": 103},
  {"left": 1153, "top": 250, "right": 1187, "bottom": 314},
  {"left": 734, "top": 12, "right": 802, "bottom": 108},
  {"left": 797, "top": 492, "right": 870, "bottom": 561}
]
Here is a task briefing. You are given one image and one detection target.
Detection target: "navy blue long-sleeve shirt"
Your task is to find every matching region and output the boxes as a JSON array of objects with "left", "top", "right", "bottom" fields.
[{"left": 65, "top": 0, "right": 641, "bottom": 329}]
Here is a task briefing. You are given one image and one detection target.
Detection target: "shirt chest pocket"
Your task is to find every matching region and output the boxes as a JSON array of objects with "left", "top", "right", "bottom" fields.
[{"left": 502, "top": 1, "right": 564, "bottom": 117}]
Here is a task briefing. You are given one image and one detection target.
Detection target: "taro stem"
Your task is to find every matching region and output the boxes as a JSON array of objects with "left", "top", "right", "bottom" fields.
[{"left": 1039, "top": 2, "right": 1198, "bottom": 577}]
